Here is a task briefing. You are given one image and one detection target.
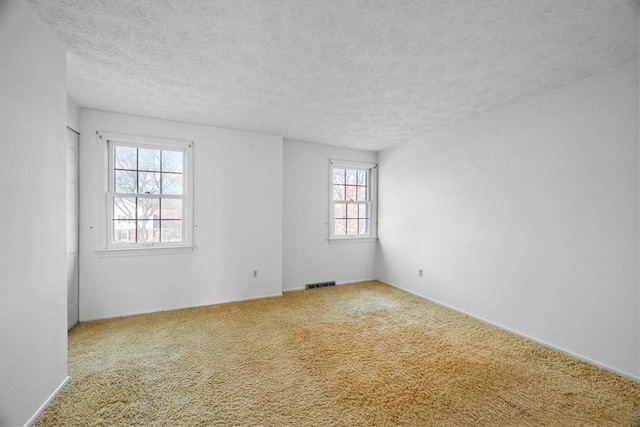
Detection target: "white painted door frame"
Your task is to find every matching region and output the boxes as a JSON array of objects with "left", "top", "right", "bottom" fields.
[{"left": 67, "top": 127, "right": 79, "bottom": 329}]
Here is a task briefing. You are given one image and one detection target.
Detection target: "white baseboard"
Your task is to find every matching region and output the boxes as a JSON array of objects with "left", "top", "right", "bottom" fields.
[
  {"left": 81, "top": 292, "right": 285, "bottom": 322},
  {"left": 383, "top": 280, "right": 640, "bottom": 382},
  {"left": 232, "top": 292, "right": 283, "bottom": 302},
  {"left": 25, "top": 375, "right": 70, "bottom": 427},
  {"left": 283, "top": 278, "right": 376, "bottom": 292},
  {"left": 337, "top": 278, "right": 377, "bottom": 285}
]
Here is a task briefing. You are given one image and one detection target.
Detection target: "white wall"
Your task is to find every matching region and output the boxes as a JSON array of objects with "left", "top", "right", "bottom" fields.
[
  {"left": 283, "top": 139, "right": 377, "bottom": 290},
  {"left": 377, "top": 60, "right": 640, "bottom": 378},
  {"left": 0, "top": 0, "right": 69, "bottom": 425},
  {"left": 79, "top": 110, "right": 283, "bottom": 320},
  {"left": 67, "top": 97, "right": 80, "bottom": 133}
]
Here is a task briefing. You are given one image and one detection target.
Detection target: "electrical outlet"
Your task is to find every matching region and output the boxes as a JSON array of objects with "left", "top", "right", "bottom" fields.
[
  {"left": 418, "top": 269, "right": 423, "bottom": 277},
  {"left": 253, "top": 270, "right": 258, "bottom": 278}
]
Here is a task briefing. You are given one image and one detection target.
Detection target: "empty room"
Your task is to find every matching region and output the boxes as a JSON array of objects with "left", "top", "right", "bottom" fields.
[{"left": 1, "top": 0, "right": 640, "bottom": 425}]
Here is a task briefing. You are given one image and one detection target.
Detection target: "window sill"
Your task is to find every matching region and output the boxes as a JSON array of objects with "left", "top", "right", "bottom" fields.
[
  {"left": 95, "top": 245, "right": 195, "bottom": 257},
  {"left": 328, "top": 237, "right": 378, "bottom": 245}
]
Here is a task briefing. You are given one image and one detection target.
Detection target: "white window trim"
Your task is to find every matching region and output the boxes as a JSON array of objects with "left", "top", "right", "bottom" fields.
[
  {"left": 96, "top": 246, "right": 194, "bottom": 257},
  {"left": 328, "top": 159, "right": 378, "bottom": 243},
  {"left": 96, "top": 131, "right": 194, "bottom": 255}
]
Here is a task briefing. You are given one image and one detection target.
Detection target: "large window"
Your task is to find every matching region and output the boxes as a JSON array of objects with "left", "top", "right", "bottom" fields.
[
  {"left": 329, "top": 160, "right": 377, "bottom": 241},
  {"left": 98, "top": 132, "right": 193, "bottom": 251}
]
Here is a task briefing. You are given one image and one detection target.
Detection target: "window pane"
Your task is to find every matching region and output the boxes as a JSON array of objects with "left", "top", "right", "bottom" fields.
[
  {"left": 162, "top": 150, "right": 183, "bottom": 173},
  {"left": 137, "top": 220, "right": 160, "bottom": 243},
  {"left": 345, "top": 185, "right": 357, "bottom": 201},
  {"left": 346, "top": 203, "right": 358, "bottom": 219},
  {"left": 139, "top": 172, "right": 161, "bottom": 194},
  {"left": 161, "top": 220, "right": 182, "bottom": 242},
  {"left": 113, "top": 220, "right": 136, "bottom": 243},
  {"left": 346, "top": 169, "right": 357, "bottom": 185},
  {"left": 162, "top": 173, "right": 183, "bottom": 195},
  {"left": 357, "top": 170, "right": 368, "bottom": 185},
  {"left": 357, "top": 186, "right": 367, "bottom": 201},
  {"left": 109, "top": 137, "right": 191, "bottom": 248},
  {"left": 138, "top": 148, "right": 161, "bottom": 172},
  {"left": 137, "top": 198, "right": 159, "bottom": 219},
  {"left": 161, "top": 199, "right": 182, "bottom": 220},
  {"left": 114, "top": 146, "right": 137, "bottom": 170},
  {"left": 114, "top": 170, "right": 137, "bottom": 193},
  {"left": 346, "top": 219, "right": 358, "bottom": 235},
  {"left": 334, "top": 219, "right": 347, "bottom": 236},
  {"left": 113, "top": 197, "right": 136, "bottom": 220},
  {"left": 330, "top": 162, "right": 375, "bottom": 240},
  {"left": 358, "top": 203, "right": 369, "bottom": 219}
]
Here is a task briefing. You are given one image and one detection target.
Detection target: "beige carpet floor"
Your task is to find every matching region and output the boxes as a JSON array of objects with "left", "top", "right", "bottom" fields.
[{"left": 37, "top": 281, "right": 640, "bottom": 426}]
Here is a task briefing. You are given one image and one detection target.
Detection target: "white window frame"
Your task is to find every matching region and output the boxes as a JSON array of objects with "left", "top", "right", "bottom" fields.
[
  {"left": 329, "top": 159, "right": 378, "bottom": 243},
  {"left": 97, "top": 131, "right": 194, "bottom": 255}
]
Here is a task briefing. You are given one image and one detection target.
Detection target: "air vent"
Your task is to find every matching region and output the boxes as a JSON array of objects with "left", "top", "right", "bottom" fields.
[{"left": 305, "top": 281, "right": 336, "bottom": 290}]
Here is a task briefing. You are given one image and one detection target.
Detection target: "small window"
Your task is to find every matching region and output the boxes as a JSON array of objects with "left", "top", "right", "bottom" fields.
[
  {"left": 117, "top": 229, "right": 131, "bottom": 243},
  {"left": 98, "top": 132, "right": 193, "bottom": 251},
  {"left": 329, "top": 160, "right": 377, "bottom": 241}
]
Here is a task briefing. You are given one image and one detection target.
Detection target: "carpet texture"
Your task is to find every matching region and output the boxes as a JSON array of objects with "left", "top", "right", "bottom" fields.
[{"left": 37, "top": 281, "right": 640, "bottom": 426}]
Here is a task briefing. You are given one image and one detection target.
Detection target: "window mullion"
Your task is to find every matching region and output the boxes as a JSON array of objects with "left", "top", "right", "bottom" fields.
[{"left": 159, "top": 197, "right": 163, "bottom": 243}]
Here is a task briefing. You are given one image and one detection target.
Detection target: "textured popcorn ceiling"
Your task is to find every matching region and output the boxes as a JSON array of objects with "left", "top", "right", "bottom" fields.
[{"left": 26, "top": 0, "right": 639, "bottom": 151}]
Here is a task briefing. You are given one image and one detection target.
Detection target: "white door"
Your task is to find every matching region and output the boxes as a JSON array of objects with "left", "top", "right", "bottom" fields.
[{"left": 67, "top": 127, "right": 79, "bottom": 329}]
